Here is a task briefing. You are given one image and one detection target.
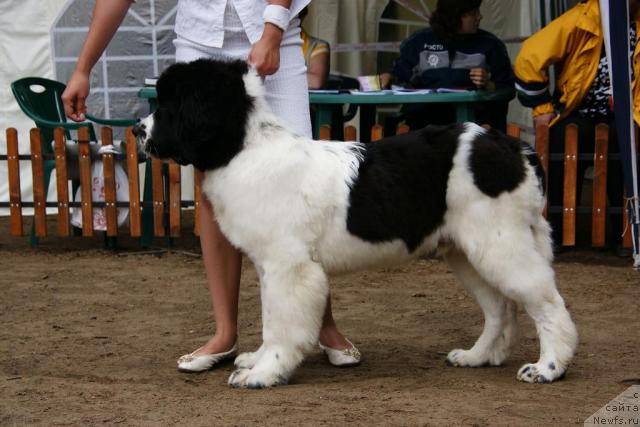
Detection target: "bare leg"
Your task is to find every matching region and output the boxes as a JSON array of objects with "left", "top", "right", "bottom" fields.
[
  {"left": 192, "top": 197, "right": 242, "bottom": 356},
  {"left": 318, "top": 296, "right": 351, "bottom": 350}
]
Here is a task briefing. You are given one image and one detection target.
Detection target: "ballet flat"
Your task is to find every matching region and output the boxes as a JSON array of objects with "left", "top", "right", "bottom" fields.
[
  {"left": 177, "top": 343, "right": 238, "bottom": 372},
  {"left": 319, "top": 339, "right": 361, "bottom": 367}
]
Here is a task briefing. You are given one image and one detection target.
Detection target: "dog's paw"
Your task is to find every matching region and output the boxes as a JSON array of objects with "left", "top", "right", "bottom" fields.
[
  {"left": 446, "top": 349, "right": 489, "bottom": 367},
  {"left": 517, "top": 362, "right": 564, "bottom": 384},
  {"left": 228, "top": 367, "right": 288, "bottom": 389},
  {"left": 234, "top": 351, "right": 260, "bottom": 369}
]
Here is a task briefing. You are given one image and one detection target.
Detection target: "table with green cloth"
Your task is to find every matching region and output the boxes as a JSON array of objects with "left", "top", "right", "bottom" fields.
[
  {"left": 138, "top": 87, "right": 515, "bottom": 142},
  {"left": 309, "top": 88, "right": 515, "bottom": 142}
]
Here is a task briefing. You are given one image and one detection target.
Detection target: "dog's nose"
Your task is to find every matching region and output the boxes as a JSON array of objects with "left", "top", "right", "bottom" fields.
[{"left": 132, "top": 121, "right": 146, "bottom": 139}]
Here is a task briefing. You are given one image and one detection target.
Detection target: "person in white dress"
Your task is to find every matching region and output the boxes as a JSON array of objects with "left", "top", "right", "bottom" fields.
[{"left": 62, "top": 0, "right": 361, "bottom": 372}]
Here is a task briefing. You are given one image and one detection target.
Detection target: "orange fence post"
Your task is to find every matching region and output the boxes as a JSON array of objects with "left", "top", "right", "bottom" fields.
[
  {"left": 6, "top": 128, "right": 23, "bottom": 236},
  {"left": 169, "top": 163, "right": 181, "bottom": 237},
  {"left": 125, "top": 128, "right": 142, "bottom": 237},
  {"left": 535, "top": 123, "right": 550, "bottom": 218},
  {"left": 151, "top": 158, "right": 165, "bottom": 237},
  {"left": 53, "top": 128, "right": 70, "bottom": 237},
  {"left": 29, "top": 128, "right": 46, "bottom": 237},
  {"left": 591, "top": 124, "right": 609, "bottom": 247},
  {"left": 77, "top": 127, "right": 93, "bottom": 237},
  {"left": 396, "top": 124, "right": 410, "bottom": 135},
  {"left": 506, "top": 123, "right": 521, "bottom": 139},
  {"left": 562, "top": 124, "right": 578, "bottom": 246},
  {"left": 371, "top": 124, "right": 383, "bottom": 142},
  {"left": 344, "top": 126, "right": 357, "bottom": 142},
  {"left": 319, "top": 124, "right": 331, "bottom": 141},
  {"left": 101, "top": 127, "right": 118, "bottom": 237}
]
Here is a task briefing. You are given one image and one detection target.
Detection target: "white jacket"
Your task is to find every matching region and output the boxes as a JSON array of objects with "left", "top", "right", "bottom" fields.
[{"left": 175, "top": 0, "right": 311, "bottom": 47}]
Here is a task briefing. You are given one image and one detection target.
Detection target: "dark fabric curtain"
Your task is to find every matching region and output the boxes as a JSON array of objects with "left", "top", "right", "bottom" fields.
[{"left": 606, "top": 0, "right": 640, "bottom": 266}]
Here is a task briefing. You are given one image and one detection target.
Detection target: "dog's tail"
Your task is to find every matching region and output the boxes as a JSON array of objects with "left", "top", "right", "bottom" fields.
[
  {"left": 532, "top": 213, "right": 554, "bottom": 261},
  {"left": 520, "top": 140, "right": 546, "bottom": 196},
  {"left": 518, "top": 141, "right": 553, "bottom": 260}
]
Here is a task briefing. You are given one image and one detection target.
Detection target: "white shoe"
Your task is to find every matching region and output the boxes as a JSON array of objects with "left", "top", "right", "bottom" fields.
[
  {"left": 319, "top": 339, "right": 361, "bottom": 367},
  {"left": 177, "top": 343, "right": 238, "bottom": 372}
]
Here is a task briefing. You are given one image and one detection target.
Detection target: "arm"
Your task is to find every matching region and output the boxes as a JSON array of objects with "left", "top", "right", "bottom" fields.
[
  {"left": 306, "top": 44, "right": 330, "bottom": 89},
  {"left": 62, "top": 0, "right": 134, "bottom": 121},
  {"left": 392, "top": 35, "right": 421, "bottom": 87},
  {"left": 514, "top": 12, "right": 577, "bottom": 119},
  {"left": 472, "top": 38, "right": 514, "bottom": 90},
  {"left": 469, "top": 68, "right": 493, "bottom": 90},
  {"left": 248, "top": 0, "right": 293, "bottom": 76}
]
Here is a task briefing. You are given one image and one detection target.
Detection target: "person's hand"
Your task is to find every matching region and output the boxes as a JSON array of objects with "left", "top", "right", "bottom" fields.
[
  {"left": 533, "top": 113, "right": 557, "bottom": 128},
  {"left": 248, "top": 23, "right": 283, "bottom": 76},
  {"left": 62, "top": 70, "right": 91, "bottom": 122},
  {"left": 379, "top": 73, "right": 392, "bottom": 89},
  {"left": 469, "top": 67, "right": 491, "bottom": 88}
]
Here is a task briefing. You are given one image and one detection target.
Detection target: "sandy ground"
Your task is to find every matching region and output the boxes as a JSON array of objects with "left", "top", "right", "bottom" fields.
[{"left": 1, "top": 217, "right": 639, "bottom": 426}]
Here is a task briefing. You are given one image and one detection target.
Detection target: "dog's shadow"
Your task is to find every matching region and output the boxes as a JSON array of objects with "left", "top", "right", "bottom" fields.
[{"left": 290, "top": 340, "right": 518, "bottom": 387}]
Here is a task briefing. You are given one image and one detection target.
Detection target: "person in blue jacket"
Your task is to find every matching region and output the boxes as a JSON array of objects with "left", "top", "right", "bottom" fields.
[{"left": 392, "top": 0, "right": 514, "bottom": 131}]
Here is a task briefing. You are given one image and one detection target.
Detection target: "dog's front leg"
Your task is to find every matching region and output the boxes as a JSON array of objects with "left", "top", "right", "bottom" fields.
[{"left": 229, "top": 258, "right": 328, "bottom": 388}]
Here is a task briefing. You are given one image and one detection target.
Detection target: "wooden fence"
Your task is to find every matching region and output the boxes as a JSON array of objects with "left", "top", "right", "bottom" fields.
[
  {"left": 2, "top": 126, "right": 203, "bottom": 240},
  {"left": 320, "top": 122, "right": 634, "bottom": 250},
  {"left": 0, "top": 124, "right": 635, "bottom": 249}
]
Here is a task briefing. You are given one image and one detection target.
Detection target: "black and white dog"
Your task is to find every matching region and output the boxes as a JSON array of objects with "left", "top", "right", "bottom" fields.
[{"left": 136, "top": 59, "right": 577, "bottom": 388}]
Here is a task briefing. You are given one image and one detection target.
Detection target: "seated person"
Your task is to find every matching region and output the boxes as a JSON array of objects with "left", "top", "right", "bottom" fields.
[
  {"left": 515, "top": 0, "right": 639, "bottom": 251},
  {"left": 300, "top": 7, "right": 353, "bottom": 139},
  {"left": 391, "top": 0, "right": 514, "bottom": 131},
  {"left": 300, "top": 7, "right": 330, "bottom": 89}
]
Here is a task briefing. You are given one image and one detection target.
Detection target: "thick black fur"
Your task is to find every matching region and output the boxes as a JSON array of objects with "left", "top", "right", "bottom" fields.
[
  {"left": 347, "top": 124, "right": 539, "bottom": 252},
  {"left": 346, "top": 125, "right": 461, "bottom": 252},
  {"left": 149, "top": 59, "right": 253, "bottom": 171},
  {"left": 520, "top": 140, "right": 546, "bottom": 194},
  {"left": 469, "top": 128, "right": 526, "bottom": 197},
  {"left": 147, "top": 60, "right": 541, "bottom": 256}
]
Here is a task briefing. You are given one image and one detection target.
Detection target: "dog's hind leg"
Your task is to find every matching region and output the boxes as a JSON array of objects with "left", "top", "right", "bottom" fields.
[
  {"left": 454, "top": 231, "right": 578, "bottom": 383},
  {"left": 444, "top": 248, "right": 518, "bottom": 367},
  {"left": 228, "top": 257, "right": 328, "bottom": 389}
]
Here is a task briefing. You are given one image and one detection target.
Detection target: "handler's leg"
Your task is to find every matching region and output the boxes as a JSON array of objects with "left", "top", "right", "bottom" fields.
[
  {"left": 265, "top": 27, "right": 353, "bottom": 353},
  {"left": 191, "top": 196, "right": 242, "bottom": 356}
]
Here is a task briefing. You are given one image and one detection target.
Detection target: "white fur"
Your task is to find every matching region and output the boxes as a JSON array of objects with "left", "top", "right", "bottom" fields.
[{"left": 147, "top": 70, "right": 578, "bottom": 387}]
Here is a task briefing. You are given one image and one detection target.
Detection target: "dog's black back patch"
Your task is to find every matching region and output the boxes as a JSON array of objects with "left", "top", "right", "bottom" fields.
[
  {"left": 468, "top": 129, "right": 528, "bottom": 197},
  {"left": 346, "top": 125, "right": 461, "bottom": 252}
]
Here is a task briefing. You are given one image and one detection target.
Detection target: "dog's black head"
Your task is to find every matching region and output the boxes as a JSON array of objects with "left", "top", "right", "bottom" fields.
[{"left": 143, "top": 58, "right": 254, "bottom": 171}]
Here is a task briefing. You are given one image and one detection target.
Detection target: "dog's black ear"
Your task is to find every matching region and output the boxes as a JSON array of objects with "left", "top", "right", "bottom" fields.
[{"left": 172, "top": 59, "right": 254, "bottom": 171}]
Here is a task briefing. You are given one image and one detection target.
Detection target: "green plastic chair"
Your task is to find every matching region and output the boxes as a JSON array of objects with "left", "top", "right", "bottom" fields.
[{"left": 11, "top": 77, "right": 138, "bottom": 246}]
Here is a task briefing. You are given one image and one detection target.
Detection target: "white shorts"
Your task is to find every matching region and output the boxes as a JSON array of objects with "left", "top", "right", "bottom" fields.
[{"left": 173, "top": 13, "right": 311, "bottom": 138}]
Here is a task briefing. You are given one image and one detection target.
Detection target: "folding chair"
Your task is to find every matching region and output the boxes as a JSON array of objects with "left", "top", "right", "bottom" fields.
[{"left": 11, "top": 77, "right": 140, "bottom": 246}]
